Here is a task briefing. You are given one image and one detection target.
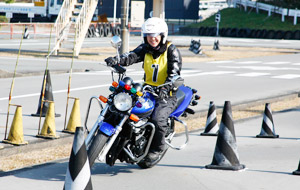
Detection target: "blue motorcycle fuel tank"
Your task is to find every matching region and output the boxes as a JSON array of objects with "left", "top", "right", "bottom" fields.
[
  {"left": 170, "top": 85, "right": 193, "bottom": 118},
  {"left": 131, "top": 92, "right": 155, "bottom": 118}
]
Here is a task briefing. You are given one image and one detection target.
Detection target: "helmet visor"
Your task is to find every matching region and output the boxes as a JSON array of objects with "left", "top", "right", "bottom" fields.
[{"left": 143, "top": 33, "right": 160, "bottom": 37}]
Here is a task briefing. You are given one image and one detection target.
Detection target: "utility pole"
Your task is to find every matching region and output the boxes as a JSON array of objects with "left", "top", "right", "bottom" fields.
[
  {"left": 153, "top": 0, "right": 165, "bottom": 19},
  {"left": 121, "top": 0, "right": 129, "bottom": 54}
]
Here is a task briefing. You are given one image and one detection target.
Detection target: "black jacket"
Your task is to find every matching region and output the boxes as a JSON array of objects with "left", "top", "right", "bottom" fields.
[{"left": 118, "top": 43, "right": 182, "bottom": 85}]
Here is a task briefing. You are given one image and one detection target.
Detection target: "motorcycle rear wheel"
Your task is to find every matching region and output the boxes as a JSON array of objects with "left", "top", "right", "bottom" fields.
[{"left": 87, "top": 132, "right": 109, "bottom": 167}]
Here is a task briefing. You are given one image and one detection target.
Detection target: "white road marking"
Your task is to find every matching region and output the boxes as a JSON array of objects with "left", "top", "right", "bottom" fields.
[
  {"left": 0, "top": 84, "right": 112, "bottom": 101},
  {"left": 181, "top": 71, "right": 235, "bottom": 77},
  {"left": 206, "top": 60, "right": 234, "bottom": 64},
  {"left": 219, "top": 65, "right": 300, "bottom": 71},
  {"left": 263, "top": 62, "right": 290, "bottom": 65},
  {"left": 235, "top": 61, "right": 262, "bottom": 64},
  {"left": 235, "top": 72, "right": 270, "bottom": 77},
  {"left": 272, "top": 74, "right": 300, "bottom": 79}
]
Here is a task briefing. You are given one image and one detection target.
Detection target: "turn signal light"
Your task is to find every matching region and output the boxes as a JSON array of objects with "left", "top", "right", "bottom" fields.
[
  {"left": 125, "top": 84, "right": 131, "bottom": 90},
  {"left": 129, "top": 114, "right": 139, "bottom": 122},
  {"left": 119, "top": 80, "right": 125, "bottom": 87},
  {"left": 112, "top": 81, "right": 118, "bottom": 88},
  {"left": 130, "top": 88, "right": 137, "bottom": 94},
  {"left": 195, "top": 95, "right": 201, "bottom": 100},
  {"left": 99, "top": 95, "right": 108, "bottom": 103},
  {"left": 136, "top": 91, "right": 143, "bottom": 96}
]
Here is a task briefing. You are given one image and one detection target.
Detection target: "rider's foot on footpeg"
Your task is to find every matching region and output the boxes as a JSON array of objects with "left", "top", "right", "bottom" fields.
[{"left": 146, "top": 150, "right": 164, "bottom": 162}]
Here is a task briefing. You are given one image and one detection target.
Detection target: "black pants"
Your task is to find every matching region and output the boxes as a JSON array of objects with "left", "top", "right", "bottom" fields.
[{"left": 150, "top": 95, "right": 177, "bottom": 152}]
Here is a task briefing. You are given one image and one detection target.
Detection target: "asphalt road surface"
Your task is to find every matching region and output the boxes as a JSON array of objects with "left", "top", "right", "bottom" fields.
[
  {"left": 0, "top": 107, "right": 300, "bottom": 189},
  {"left": 0, "top": 36, "right": 300, "bottom": 143},
  {"left": 0, "top": 36, "right": 300, "bottom": 189}
]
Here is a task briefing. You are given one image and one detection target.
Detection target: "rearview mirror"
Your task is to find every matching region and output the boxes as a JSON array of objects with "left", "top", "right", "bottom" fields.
[
  {"left": 111, "top": 36, "right": 122, "bottom": 49},
  {"left": 171, "top": 75, "right": 184, "bottom": 88}
]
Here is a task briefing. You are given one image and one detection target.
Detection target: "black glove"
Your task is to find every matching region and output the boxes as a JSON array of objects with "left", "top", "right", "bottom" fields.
[
  {"left": 158, "top": 87, "right": 169, "bottom": 100},
  {"left": 105, "top": 57, "right": 117, "bottom": 67}
]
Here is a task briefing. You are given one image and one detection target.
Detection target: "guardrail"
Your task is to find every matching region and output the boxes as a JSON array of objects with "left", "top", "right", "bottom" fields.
[
  {"left": 0, "top": 23, "right": 53, "bottom": 39},
  {"left": 234, "top": 0, "right": 300, "bottom": 25},
  {"left": 0, "top": 23, "right": 142, "bottom": 39}
]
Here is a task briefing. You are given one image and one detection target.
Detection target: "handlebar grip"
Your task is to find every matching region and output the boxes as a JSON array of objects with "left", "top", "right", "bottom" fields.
[{"left": 112, "top": 64, "right": 126, "bottom": 73}]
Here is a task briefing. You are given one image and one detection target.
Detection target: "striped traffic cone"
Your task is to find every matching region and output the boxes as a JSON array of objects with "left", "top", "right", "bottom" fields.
[
  {"left": 31, "top": 70, "right": 61, "bottom": 117},
  {"left": 64, "top": 127, "right": 92, "bottom": 190},
  {"left": 205, "top": 101, "right": 245, "bottom": 171},
  {"left": 201, "top": 101, "right": 219, "bottom": 136},
  {"left": 256, "top": 103, "right": 279, "bottom": 138},
  {"left": 293, "top": 160, "right": 300, "bottom": 175}
]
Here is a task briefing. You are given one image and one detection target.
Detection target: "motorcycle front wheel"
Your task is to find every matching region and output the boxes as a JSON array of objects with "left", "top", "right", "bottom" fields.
[{"left": 87, "top": 132, "right": 109, "bottom": 167}]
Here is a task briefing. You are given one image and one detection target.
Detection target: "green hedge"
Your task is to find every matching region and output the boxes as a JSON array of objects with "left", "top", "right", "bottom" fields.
[
  {"left": 257, "top": 0, "right": 300, "bottom": 9},
  {"left": 0, "top": 16, "right": 8, "bottom": 23},
  {"left": 189, "top": 8, "right": 300, "bottom": 31}
]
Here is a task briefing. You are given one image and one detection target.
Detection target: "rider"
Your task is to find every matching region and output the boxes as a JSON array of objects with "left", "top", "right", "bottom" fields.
[{"left": 105, "top": 17, "right": 182, "bottom": 163}]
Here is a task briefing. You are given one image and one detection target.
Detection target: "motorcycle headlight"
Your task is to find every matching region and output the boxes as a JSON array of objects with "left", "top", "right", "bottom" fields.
[{"left": 114, "top": 93, "right": 132, "bottom": 111}]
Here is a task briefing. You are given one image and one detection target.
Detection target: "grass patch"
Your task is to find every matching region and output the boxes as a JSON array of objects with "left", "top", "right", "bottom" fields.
[{"left": 189, "top": 8, "right": 300, "bottom": 31}]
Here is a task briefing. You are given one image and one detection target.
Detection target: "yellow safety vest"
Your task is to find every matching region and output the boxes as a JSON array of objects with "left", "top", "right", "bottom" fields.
[{"left": 144, "top": 43, "right": 171, "bottom": 86}]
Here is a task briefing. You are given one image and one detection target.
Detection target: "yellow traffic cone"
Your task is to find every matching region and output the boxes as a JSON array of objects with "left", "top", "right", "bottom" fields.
[
  {"left": 3, "top": 106, "right": 28, "bottom": 145},
  {"left": 63, "top": 98, "right": 81, "bottom": 134},
  {"left": 37, "top": 101, "right": 59, "bottom": 139}
]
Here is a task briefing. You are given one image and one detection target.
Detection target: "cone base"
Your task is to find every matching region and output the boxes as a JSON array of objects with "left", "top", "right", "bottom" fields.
[
  {"left": 2, "top": 139, "right": 28, "bottom": 146},
  {"left": 256, "top": 134, "right": 279, "bottom": 138},
  {"left": 200, "top": 132, "right": 218, "bottom": 136},
  {"left": 31, "top": 113, "right": 61, "bottom": 117},
  {"left": 36, "top": 134, "right": 59, "bottom": 139},
  {"left": 205, "top": 164, "right": 246, "bottom": 171},
  {"left": 62, "top": 129, "right": 75, "bottom": 134},
  {"left": 293, "top": 170, "right": 300, "bottom": 175}
]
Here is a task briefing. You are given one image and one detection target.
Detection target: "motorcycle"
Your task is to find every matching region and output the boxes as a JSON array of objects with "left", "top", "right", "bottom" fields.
[{"left": 83, "top": 36, "right": 200, "bottom": 169}]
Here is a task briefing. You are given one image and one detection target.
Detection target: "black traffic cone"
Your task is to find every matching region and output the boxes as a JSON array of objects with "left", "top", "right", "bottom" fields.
[
  {"left": 213, "top": 40, "right": 220, "bottom": 50},
  {"left": 201, "top": 101, "right": 219, "bottom": 136},
  {"left": 31, "top": 70, "right": 60, "bottom": 117},
  {"left": 256, "top": 103, "right": 279, "bottom": 138},
  {"left": 205, "top": 101, "right": 245, "bottom": 171},
  {"left": 293, "top": 160, "right": 300, "bottom": 175},
  {"left": 23, "top": 26, "right": 29, "bottom": 39},
  {"left": 64, "top": 127, "right": 92, "bottom": 190}
]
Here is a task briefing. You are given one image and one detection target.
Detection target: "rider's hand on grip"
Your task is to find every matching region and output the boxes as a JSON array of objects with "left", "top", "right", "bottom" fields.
[{"left": 105, "top": 57, "right": 117, "bottom": 67}]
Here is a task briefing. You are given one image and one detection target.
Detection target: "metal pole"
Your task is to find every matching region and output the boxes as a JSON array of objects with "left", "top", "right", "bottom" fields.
[
  {"left": 4, "top": 25, "right": 25, "bottom": 140},
  {"left": 37, "top": 26, "right": 53, "bottom": 134},
  {"left": 113, "top": 0, "right": 117, "bottom": 27},
  {"left": 153, "top": 0, "right": 165, "bottom": 19},
  {"left": 121, "top": 0, "right": 129, "bottom": 54},
  {"left": 216, "top": 22, "right": 219, "bottom": 36},
  {"left": 64, "top": 26, "right": 78, "bottom": 130}
]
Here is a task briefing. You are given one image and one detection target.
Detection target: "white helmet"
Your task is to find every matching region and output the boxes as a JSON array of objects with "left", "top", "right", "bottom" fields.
[{"left": 141, "top": 17, "right": 168, "bottom": 44}]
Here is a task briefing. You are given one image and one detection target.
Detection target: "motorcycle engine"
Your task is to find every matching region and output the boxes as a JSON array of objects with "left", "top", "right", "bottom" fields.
[{"left": 134, "top": 136, "right": 147, "bottom": 157}]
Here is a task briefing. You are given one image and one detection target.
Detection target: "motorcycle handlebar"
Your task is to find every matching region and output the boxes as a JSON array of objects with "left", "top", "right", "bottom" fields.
[{"left": 111, "top": 64, "right": 126, "bottom": 74}]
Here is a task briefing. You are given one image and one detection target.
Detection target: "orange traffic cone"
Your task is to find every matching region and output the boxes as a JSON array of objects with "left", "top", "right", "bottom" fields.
[
  {"left": 63, "top": 98, "right": 81, "bottom": 134},
  {"left": 2, "top": 106, "right": 28, "bottom": 145},
  {"left": 36, "top": 101, "right": 59, "bottom": 139}
]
